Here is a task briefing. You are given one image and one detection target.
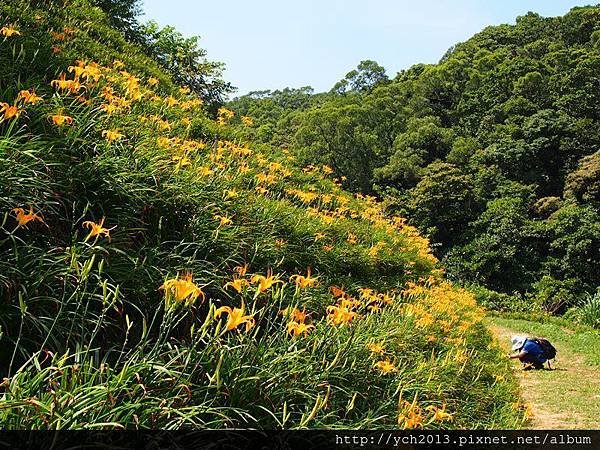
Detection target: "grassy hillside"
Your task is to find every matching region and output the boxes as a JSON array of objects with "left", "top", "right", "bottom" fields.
[{"left": 0, "top": 0, "right": 523, "bottom": 429}]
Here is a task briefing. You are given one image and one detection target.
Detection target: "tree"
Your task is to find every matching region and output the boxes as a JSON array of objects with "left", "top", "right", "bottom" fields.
[
  {"left": 92, "top": 0, "right": 145, "bottom": 44},
  {"left": 331, "top": 60, "right": 388, "bottom": 94},
  {"left": 139, "top": 21, "right": 234, "bottom": 107}
]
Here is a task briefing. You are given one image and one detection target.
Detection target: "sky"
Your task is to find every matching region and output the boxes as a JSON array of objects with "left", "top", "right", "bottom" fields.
[{"left": 141, "top": 0, "right": 593, "bottom": 97}]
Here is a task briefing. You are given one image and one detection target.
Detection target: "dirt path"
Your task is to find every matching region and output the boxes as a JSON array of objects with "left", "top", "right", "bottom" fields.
[{"left": 488, "top": 319, "right": 600, "bottom": 429}]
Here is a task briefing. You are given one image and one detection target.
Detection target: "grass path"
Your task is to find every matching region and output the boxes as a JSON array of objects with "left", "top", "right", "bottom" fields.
[{"left": 487, "top": 316, "right": 600, "bottom": 430}]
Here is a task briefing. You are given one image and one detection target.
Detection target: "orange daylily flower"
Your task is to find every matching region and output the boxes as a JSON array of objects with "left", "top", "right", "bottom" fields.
[
  {"left": 0, "top": 102, "right": 21, "bottom": 121},
  {"left": 290, "top": 268, "right": 318, "bottom": 289},
  {"left": 250, "top": 269, "right": 283, "bottom": 294},
  {"left": 50, "top": 73, "right": 83, "bottom": 93},
  {"left": 234, "top": 263, "right": 248, "bottom": 276},
  {"left": 0, "top": 26, "right": 20, "bottom": 37},
  {"left": 224, "top": 278, "right": 249, "bottom": 293},
  {"left": 160, "top": 272, "right": 205, "bottom": 307},
  {"left": 326, "top": 304, "right": 357, "bottom": 326},
  {"left": 287, "top": 321, "right": 315, "bottom": 337},
  {"left": 426, "top": 405, "right": 453, "bottom": 422},
  {"left": 374, "top": 360, "right": 397, "bottom": 374},
  {"left": 224, "top": 189, "right": 238, "bottom": 199},
  {"left": 214, "top": 214, "right": 232, "bottom": 227},
  {"left": 102, "top": 129, "right": 124, "bottom": 143},
  {"left": 329, "top": 285, "right": 346, "bottom": 298},
  {"left": 82, "top": 217, "right": 113, "bottom": 241},
  {"left": 101, "top": 103, "right": 118, "bottom": 115},
  {"left": 280, "top": 307, "right": 307, "bottom": 323},
  {"left": 17, "top": 90, "right": 43, "bottom": 105},
  {"left": 346, "top": 232, "right": 358, "bottom": 244},
  {"left": 11, "top": 205, "right": 45, "bottom": 228},
  {"left": 367, "top": 303, "right": 382, "bottom": 313},
  {"left": 314, "top": 232, "right": 326, "bottom": 241},
  {"left": 367, "top": 342, "right": 385, "bottom": 354},
  {"left": 50, "top": 113, "right": 74, "bottom": 127},
  {"left": 214, "top": 301, "right": 255, "bottom": 332},
  {"left": 398, "top": 400, "right": 425, "bottom": 429}
]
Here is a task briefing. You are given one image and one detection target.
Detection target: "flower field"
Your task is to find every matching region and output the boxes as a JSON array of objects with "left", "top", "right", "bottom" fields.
[{"left": 0, "top": 0, "right": 526, "bottom": 429}]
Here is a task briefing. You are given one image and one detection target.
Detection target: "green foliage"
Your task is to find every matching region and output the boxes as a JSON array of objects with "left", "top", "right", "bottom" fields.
[
  {"left": 138, "top": 21, "right": 233, "bottom": 107},
  {"left": 565, "top": 290, "right": 600, "bottom": 329},
  {"left": 529, "top": 276, "right": 582, "bottom": 315},
  {"left": 331, "top": 60, "right": 389, "bottom": 94},
  {"left": 468, "top": 285, "right": 535, "bottom": 313}
]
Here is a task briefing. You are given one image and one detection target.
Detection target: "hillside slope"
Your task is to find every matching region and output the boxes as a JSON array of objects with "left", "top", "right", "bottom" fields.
[{"left": 0, "top": 0, "right": 523, "bottom": 428}]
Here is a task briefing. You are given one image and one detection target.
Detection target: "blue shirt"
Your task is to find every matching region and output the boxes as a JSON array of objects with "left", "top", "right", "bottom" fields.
[{"left": 523, "top": 339, "right": 547, "bottom": 364}]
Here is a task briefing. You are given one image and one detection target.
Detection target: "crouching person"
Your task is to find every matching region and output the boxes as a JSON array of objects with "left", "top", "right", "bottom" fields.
[{"left": 509, "top": 335, "right": 547, "bottom": 370}]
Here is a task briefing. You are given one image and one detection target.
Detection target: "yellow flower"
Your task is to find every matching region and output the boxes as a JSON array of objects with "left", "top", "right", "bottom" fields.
[
  {"left": 250, "top": 269, "right": 283, "bottom": 294},
  {"left": 224, "top": 189, "right": 238, "bottom": 199},
  {"left": 290, "top": 268, "right": 318, "bottom": 289},
  {"left": 398, "top": 400, "right": 425, "bottom": 429},
  {"left": 374, "top": 360, "right": 397, "bottom": 374},
  {"left": 367, "top": 342, "right": 384, "bottom": 354},
  {"left": 17, "top": 90, "right": 43, "bottom": 105},
  {"left": 241, "top": 115, "right": 253, "bottom": 126},
  {"left": 147, "top": 77, "right": 159, "bottom": 87},
  {"left": 0, "top": 26, "right": 20, "bottom": 37},
  {"left": 214, "top": 214, "right": 232, "bottom": 227},
  {"left": 67, "top": 64, "right": 86, "bottom": 79},
  {"left": 280, "top": 307, "right": 307, "bottom": 323},
  {"left": 101, "top": 103, "right": 118, "bottom": 115},
  {"left": 287, "top": 321, "right": 315, "bottom": 337},
  {"left": 426, "top": 405, "right": 453, "bottom": 422},
  {"left": 224, "top": 278, "right": 249, "bottom": 293},
  {"left": 164, "top": 96, "right": 179, "bottom": 107},
  {"left": 102, "top": 129, "right": 124, "bottom": 143},
  {"left": 172, "top": 155, "right": 191, "bottom": 172},
  {"left": 0, "top": 102, "right": 21, "bottom": 121},
  {"left": 326, "top": 305, "right": 357, "bottom": 326},
  {"left": 11, "top": 205, "right": 45, "bottom": 228},
  {"left": 160, "top": 272, "right": 205, "bottom": 307},
  {"left": 346, "top": 232, "right": 358, "bottom": 245},
  {"left": 367, "top": 303, "right": 382, "bottom": 313},
  {"left": 50, "top": 73, "right": 83, "bottom": 93},
  {"left": 216, "top": 107, "right": 234, "bottom": 125},
  {"left": 214, "top": 301, "right": 255, "bottom": 332},
  {"left": 50, "top": 113, "right": 74, "bottom": 127},
  {"left": 82, "top": 217, "right": 113, "bottom": 241},
  {"left": 314, "top": 232, "right": 326, "bottom": 241}
]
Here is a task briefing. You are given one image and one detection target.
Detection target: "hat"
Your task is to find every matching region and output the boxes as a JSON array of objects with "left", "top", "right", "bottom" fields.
[{"left": 511, "top": 335, "right": 526, "bottom": 351}]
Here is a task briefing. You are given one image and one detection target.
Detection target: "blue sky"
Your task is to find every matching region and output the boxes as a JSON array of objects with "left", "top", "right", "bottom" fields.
[{"left": 141, "top": 0, "right": 593, "bottom": 97}]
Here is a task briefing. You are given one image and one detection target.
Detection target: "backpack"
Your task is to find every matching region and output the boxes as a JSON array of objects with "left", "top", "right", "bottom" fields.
[{"left": 531, "top": 337, "right": 557, "bottom": 360}]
